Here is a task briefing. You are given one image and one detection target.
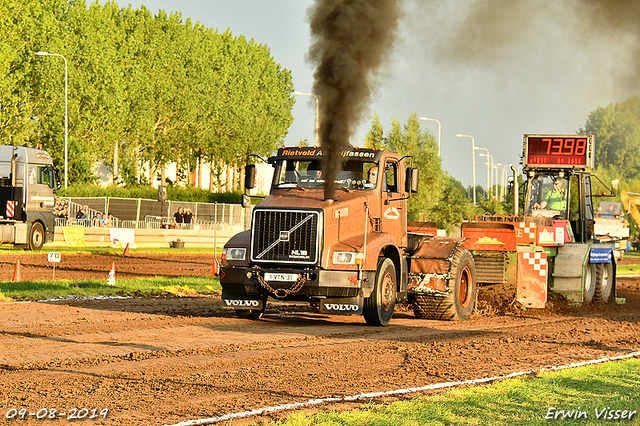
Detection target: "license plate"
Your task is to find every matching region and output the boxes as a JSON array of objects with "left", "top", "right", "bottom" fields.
[{"left": 264, "top": 273, "right": 297, "bottom": 282}]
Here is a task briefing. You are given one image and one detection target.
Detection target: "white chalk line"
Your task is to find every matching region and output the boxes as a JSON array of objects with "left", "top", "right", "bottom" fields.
[{"left": 162, "top": 350, "right": 640, "bottom": 426}]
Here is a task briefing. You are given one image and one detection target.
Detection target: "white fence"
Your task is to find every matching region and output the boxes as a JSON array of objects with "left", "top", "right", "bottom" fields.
[{"left": 54, "top": 197, "right": 250, "bottom": 230}]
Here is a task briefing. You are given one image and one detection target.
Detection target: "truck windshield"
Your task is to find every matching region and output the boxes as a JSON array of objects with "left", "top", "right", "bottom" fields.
[
  {"left": 274, "top": 160, "right": 378, "bottom": 190},
  {"left": 525, "top": 174, "right": 568, "bottom": 218}
]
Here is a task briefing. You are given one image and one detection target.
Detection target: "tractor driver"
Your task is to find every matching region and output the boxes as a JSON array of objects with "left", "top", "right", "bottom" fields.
[{"left": 535, "top": 178, "right": 566, "bottom": 210}]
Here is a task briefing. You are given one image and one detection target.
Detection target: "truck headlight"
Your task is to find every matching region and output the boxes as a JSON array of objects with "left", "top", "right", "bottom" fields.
[
  {"left": 333, "top": 251, "right": 364, "bottom": 265},
  {"left": 223, "top": 247, "right": 246, "bottom": 261}
]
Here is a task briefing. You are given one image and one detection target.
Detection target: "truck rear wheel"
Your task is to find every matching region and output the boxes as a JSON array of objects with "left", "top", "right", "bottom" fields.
[
  {"left": 412, "top": 247, "right": 476, "bottom": 321},
  {"left": 594, "top": 263, "right": 614, "bottom": 303},
  {"left": 29, "top": 222, "right": 45, "bottom": 251},
  {"left": 363, "top": 257, "right": 396, "bottom": 326}
]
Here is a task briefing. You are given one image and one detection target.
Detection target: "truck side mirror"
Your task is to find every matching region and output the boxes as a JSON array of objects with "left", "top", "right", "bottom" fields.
[
  {"left": 241, "top": 194, "right": 251, "bottom": 208},
  {"left": 405, "top": 168, "right": 419, "bottom": 193},
  {"left": 54, "top": 168, "right": 62, "bottom": 190},
  {"left": 245, "top": 165, "right": 257, "bottom": 190}
]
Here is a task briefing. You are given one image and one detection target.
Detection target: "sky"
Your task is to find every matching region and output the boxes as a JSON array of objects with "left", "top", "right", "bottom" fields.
[{"left": 124, "top": 0, "right": 639, "bottom": 189}]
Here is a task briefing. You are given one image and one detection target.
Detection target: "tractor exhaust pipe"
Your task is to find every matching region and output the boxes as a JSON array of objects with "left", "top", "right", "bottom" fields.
[{"left": 511, "top": 165, "right": 518, "bottom": 215}]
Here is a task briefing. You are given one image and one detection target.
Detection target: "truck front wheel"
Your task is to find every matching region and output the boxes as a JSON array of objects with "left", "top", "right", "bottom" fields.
[
  {"left": 29, "top": 222, "right": 45, "bottom": 251},
  {"left": 363, "top": 257, "right": 396, "bottom": 327},
  {"left": 235, "top": 296, "right": 267, "bottom": 320}
]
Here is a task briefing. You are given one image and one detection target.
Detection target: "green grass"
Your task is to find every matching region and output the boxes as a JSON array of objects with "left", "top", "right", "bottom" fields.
[
  {"left": 618, "top": 264, "right": 640, "bottom": 275},
  {"left": 276, "top": 358, "right": 640, "bottom": 426},
  {"left": 0, "top": 276, "right": 221, "bottom": 301},
  {"left": 625, "top": 250, "right": 640, "bottom": 259}
]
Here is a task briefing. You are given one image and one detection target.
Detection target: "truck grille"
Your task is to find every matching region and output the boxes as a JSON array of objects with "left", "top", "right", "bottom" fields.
[{"left": 251, "top": 209, "right": 321, "bottom": 264}]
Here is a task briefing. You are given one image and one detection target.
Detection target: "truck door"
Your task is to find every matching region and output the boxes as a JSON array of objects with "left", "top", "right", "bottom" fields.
[
  {"left": 26, "top": 164, "right": 56, "bottom": 213},
  {"left": 380, "top": 160, "right": 405, "bottom": 240},
  {"left": 569, "top": 173, "right": 595, "bottom": 243}
]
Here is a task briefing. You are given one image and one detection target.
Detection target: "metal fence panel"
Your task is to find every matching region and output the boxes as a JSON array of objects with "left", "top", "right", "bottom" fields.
[
  {"left": 57, "top": 196, "right": 247, "bottom": 229},
  {"left": 106, "top": 198, "right": 140, "bottom": 221}
]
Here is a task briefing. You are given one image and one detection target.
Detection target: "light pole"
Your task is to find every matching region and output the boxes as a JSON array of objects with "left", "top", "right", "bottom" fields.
[
  {"left": 487, "top": 154, "right": 495, "bottom": 198},
  {"left": 456, "top": 134, "right": 476, "bottom": 204},
  {"left": 479, "top": 152, "right": 495, "bottom": 198},
  {"left": 475, "top": 147, "right": 490, "bottom": 195},
  {"left": 36, "top": 51, "right": 68, "bottom": 187},
  {"left": 293, "top": 91, "right": 319, "bottom": 147},
  {"left": 498, "top": 163, "right": 512, "bottom": 201},
  {"left": 419, "top": 117, "right": 441, "bottom": 157},
  {"left": 491, "top": 164, "right": 502, "bottom": 200}
]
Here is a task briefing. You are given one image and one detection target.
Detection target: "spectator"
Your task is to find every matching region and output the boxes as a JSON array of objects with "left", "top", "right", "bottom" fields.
[
  {"left": 76, "top": 204, "right": 89, "bottom": 224},
  {"left": 92, "top": 214, "right": 102, "bottom": 227},
  {"left": 184, "top": 208, "right": 193, "bottom": 225},
  {"left": 60, "top": 203, "right": 68, "bottom": 218},
  {"left": 104, "top": 213, "right": 114, "bottom": 228},
  {"left": 173, "top": 207, "right": 185, "bottom": 225},
  {"left": 54, "top": 198, "right": 63, "bottom": 217}
]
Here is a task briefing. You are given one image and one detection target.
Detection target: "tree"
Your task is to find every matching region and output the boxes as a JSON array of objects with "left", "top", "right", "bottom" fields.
[
  {"left": 579, "top": 95, "right": 640, "bottom": 181},
  {"left": 3, "top": 1, "right": 66, "bottom": 150},
  {"left": 383, "top": 112, "right": 445, "bottom": 221},
  {"left": 363, "top": 111, "right": 384, "bottom": 149},
  {"left": 2, "top": 1, "right": 295, "bottom": 187}
]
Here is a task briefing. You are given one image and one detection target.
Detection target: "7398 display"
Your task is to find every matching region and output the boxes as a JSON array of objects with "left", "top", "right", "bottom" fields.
[{"left": 523, "top": 134, "right": 594, "bottom": 169}]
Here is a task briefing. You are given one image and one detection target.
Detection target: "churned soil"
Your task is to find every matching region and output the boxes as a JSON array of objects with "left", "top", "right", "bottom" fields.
[
  {"left": 0, "top": 252, "right": 216, "bottom": 282},
  {"left": 0, "top": 252, "right": 639, "bottom": 425}
]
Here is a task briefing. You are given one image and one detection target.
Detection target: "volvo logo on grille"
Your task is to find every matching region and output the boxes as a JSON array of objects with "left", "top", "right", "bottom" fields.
[{"left": 279, "top": 231, "right": 290, "bottom": 241}]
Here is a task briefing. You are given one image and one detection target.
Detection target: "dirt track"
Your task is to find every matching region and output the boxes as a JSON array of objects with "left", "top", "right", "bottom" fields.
[{"left": 1, "top": 253, "right": 639, "bottom": 425}]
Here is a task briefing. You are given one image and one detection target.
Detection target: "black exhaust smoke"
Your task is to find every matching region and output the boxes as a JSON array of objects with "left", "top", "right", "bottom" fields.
[{"left": 307, "top": 0, "right": 400, "bottom": 200}]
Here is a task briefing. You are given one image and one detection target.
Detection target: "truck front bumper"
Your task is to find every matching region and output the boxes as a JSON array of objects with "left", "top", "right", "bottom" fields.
[{"left": 220, "top": 266, "right": 374, "bottom": 300}]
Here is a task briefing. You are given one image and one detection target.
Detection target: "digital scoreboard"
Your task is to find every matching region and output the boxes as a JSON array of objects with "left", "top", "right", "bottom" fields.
[{"left": 523, "top": 134, "right": 594, "bottom": 169}]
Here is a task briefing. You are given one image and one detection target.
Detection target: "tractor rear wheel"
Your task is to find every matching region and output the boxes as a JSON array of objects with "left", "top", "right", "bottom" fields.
[
  {"left": 583, "top": 263, "right": 596, "bottom": 303},
  {"left": 412, "top": 247, "right": 476, "bottom": 321},
  {"left": 594, "top": 263, "right": 614, "bottom": 303}
]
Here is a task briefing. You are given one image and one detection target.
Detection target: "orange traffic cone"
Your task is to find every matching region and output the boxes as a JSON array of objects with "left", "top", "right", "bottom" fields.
[
  {"left": 211, "top": 256, "right": 219, "bottom": 277},
  {"left": 107, "top": 262, "right": 116, "bottom": 286},
  {"left": 122, "top": 242, "right": 130, "bottom": 256},
  {"left": 12, "top": 260, "right": 21, "bottom": 282}
]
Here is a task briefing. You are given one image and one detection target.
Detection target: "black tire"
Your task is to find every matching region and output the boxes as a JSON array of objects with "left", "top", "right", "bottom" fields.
[
  {"left": 310, "top": 300, "right": 321, "bottom": 313},
  {"left": 28, "top": 222, "right": 45, "bottom": 251},
  {"left": 235, "top": 297, "right": 267, "bottom": 320},
  {"left": 412, "top": 247, "right": 476, "bottom": 321},
  {"left": 583, "top": 263, "right": 596, "bottom": 303},
  {"left": 363, "top": 257, "right": 396, "bottom": 327},
  {"left": 594, "top": 263, "right": 614, "bottom": 303}
]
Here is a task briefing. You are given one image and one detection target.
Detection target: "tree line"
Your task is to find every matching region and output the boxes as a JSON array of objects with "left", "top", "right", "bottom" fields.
[
  {"left": 1, "top": 0, "right": 294, "bottom": 186},
  {"left": 363, "top": 94, "right": 640, "bottom": 231}
]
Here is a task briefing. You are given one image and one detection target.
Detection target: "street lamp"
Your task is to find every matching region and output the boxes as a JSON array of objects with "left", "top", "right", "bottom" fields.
[
  {"left": 456, "top": 134, "right": 476, "bottom": 204},
  {"left": 419, "top": 117, "right": 441, "bottom": 157},
  {"left": 496, "top": 163, "right": 512, "bottom": 201},
  {"left": 36, "top": 51, "right": 68, "bottom": 187},
  {"left": 293, "top": 91, "right": 319, "bottom": 146},
  {"left": 479, "top": 152, "right": 495, "bottom": 199},
  {"left": 475, "top": 147, "right": 490, "bottom": 194}
]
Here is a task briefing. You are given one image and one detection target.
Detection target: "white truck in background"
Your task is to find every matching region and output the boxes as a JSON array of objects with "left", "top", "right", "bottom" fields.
[{"left": 0, "top": 146, "right": 61, "bottom": 250}]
